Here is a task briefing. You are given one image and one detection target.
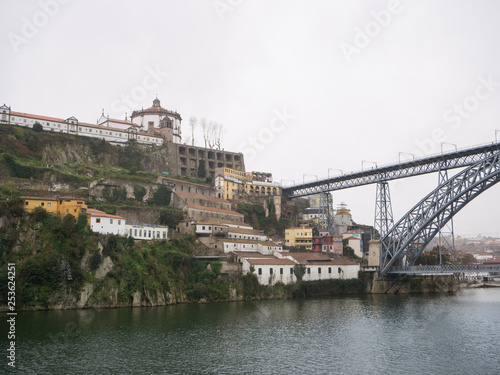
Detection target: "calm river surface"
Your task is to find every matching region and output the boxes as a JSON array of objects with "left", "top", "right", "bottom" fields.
[{"left": 2, "top": 288, "right": 500, "bottom": 374}]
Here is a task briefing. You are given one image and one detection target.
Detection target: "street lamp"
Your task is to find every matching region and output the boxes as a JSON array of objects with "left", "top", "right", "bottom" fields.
[
  {"left": 398, "top": 152, "right": 415, "bottom": 163},
  {"left": 303, "top": 174, "right": 318, "bottom": 183},
  {"left": 328, "top": 168, "right": 343, "bottom": 178},
  {"left": 280, "top": 179, "right": 295, "bottom": 186},
  {"left": 441, "top": 142, "right": 457, "bottom": 154},
  {"left": 361, "top": 160, "right": 377, "bottom": 171}
]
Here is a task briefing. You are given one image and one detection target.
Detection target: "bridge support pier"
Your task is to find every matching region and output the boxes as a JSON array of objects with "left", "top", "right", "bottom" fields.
[{"left": 374, "top": 181, "right": 394, "bottom": 239}]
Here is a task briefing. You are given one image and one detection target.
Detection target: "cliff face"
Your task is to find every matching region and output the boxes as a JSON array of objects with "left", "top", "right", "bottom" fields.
[
  {"left": 0, "top": 206, "right": 236, "bottom": 311},
  {"left": 0, "top": 124, "right": 174, "bottom": 180}
]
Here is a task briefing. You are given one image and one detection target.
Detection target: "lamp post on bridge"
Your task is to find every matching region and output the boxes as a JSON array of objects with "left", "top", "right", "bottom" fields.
[
  {"left": 441, "top": 142, "right": 457, "bottom": 154},
  {"left": 303, "top": 174, "right": 318, "bottom": 183},
  {"left": 328, "top": 168, "right": 343, "bottom": 178},
  {"left": 280, "top": 179, "right": 295, "bottom": 187},
  {"left": 398, "top": 152, "right": 415, "bottom": 163},
  {"left": 361, "top": 160, "right": 377, "bottom": 171}
]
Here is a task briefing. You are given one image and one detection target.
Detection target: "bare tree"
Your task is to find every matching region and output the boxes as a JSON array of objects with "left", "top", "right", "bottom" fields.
[
  {"left": 207, "top": 121, "right": 217, "bottom": 149},
  {"left": 215, "top": 122, "right": 224, "bottom": 150},
  {"left": 189, "top": 116, "right": 197, "bottom": 146},
  {"left": 200, "top": 118, "right": 208, "bottom": 148}
]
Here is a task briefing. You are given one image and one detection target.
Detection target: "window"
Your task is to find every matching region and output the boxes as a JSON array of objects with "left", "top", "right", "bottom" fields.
[
  {"left": 270, "top": 268, "right": 273, "bottom": 275},
  {"left": 157, "top": 231, "right": 160, "bottom": 238},
  {"left": 41, "top": 202, "right": 45, "bottom": 206},
  {"left": 290, "top": 268, "right": 294, "bottom": 275},
  {"left": 318, "top": 267, "right": 321, "bottom": 274},
  {"left": 280, "top": 268, "right": 283, "bottom": 275},
  {"left": 307, "top": 268, "right": 311, "bottom": 274},
  {"left": 258, "top": 268, "right": 262, "bottom": 275},
  {"left": 66, "top": 209, "right": 69, "bottom": 213},
  {"left": 74, "top": 209, "right": 77, "bottom": 213},
  {"left": 328, "top": 267, "right": 332, "bottom": 274},
  {"left": 25, "top": 202, "right": 28, "bottom": 205},
  {"left": 134, "top": 229, "right": 137, "bottom": 236},
  {"left": 338, "top": 267, "right": 342, "bottom": 274},
  {"left": 139, "top": 230, "right": 142, "bottom": 237},
  {"left": 118, "top": 220, "right": 121, "bottom": 225},
  {"left": 110, "top": 219, "right": 113, "bottom": 224},
  {"left": 96, "top": 218, "right": 101, "bottom": 223},
  {"left": 129, "top": 229, "right": 132, "bottom": 236}
]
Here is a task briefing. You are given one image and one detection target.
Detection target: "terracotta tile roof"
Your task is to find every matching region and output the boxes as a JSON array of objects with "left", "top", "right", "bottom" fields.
[
  {"left": 279, "top": 252, "right": 357, "bottom": 266},
  {"left": 219, "top": 238, "right": 281, "bottom": 247},
  {"left": 101, "top": 118, "right": 139, "bottom": 126},
  {"left": 11, "top": 111, "right": 65, "bottom": 123},
  {"left": 187, "top": 204, "right": 244, "bottom": 216},
  {"left": 228, "top": 227, "right": 266, "bottom": 236},
  {"left": 247, "top": 258, "right": 296, "bottom": 266},
  {"left": 232, "top": 251, "right": 276, "bottom": 259},
  {"left": 484, "top": 258, "right": 500, "bottom": 264},
  {"left": 87, "top": 208, "right": 125, "bottom": 220},
  {"left": 197, "top": 217, "right": 252, "bottom": 228}
]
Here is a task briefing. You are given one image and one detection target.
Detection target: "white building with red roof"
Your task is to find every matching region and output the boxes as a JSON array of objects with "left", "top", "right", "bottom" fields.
[
  {"left": 88, "top": 209, "right": 127, "bottom": 235},
  {"left": 0, "top": 102, "right": 165, "bottom": 146}
]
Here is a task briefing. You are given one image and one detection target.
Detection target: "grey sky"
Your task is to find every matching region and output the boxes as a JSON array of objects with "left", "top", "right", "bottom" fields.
[{"left": 2, "top": 0, "right": 500, "bottom": 236}]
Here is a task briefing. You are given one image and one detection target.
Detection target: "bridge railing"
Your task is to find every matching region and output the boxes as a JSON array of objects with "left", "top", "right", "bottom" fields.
[
  {"left": 281, "top": 140, "right": 500, "bottom": 188},
  {"left": 389, "top": 264, "right": 500, "bottom": 274}
]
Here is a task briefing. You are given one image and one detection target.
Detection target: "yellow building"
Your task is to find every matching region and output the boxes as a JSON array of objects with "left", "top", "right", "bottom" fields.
[
  {"left": 285, "top": 227, "right": 313, "bottom": 250},
  {"left": 23, "top": 197, "right": 88, "bottom": 217},
  {"left": 215, "top": 167, "right": 281, "bottom": 200}
]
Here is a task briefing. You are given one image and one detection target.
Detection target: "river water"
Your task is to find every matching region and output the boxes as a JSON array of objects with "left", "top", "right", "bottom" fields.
[{"left": 3, "top": 288, "right": 500, "bottom": 374}]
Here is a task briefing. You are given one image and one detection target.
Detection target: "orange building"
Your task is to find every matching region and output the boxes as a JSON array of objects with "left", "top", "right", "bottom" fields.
[{"left": 22, "top": 197, "right": 88, "bottom": 217}]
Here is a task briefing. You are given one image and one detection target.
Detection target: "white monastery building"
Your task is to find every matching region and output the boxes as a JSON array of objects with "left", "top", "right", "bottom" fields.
[{"left": 0, "top": 97, "right": 181, "bottom": 146}]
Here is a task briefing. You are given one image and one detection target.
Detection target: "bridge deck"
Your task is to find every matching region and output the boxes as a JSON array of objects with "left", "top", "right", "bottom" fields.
[
  {"left": 388, "top": 264, "right": 500, "bottom": 274},
  {"left": 283, "top": 141, "right": 500, "bottom": 198}
]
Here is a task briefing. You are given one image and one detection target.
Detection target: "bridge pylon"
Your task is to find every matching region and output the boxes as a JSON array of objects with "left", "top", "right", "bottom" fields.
[
  {"left": 374, "top": 181, "right": 394, "bottom": 240},
  {"left": 318, "top": 192, "right": 334, "bottom": 234}
]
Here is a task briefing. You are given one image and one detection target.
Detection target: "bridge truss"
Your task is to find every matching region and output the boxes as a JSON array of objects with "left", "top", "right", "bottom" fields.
[
  {"left": 379, "top": 150, "right": 500, "bottom": 276},
  {"left": 282, "top": 142, "right": 500, "bottom": 198}
]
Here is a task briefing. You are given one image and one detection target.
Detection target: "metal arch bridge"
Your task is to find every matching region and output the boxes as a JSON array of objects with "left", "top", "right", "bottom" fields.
[
  {"left": 281, "top": 141, "right": 500, "bottom": 276},
  {"left": 379, "top": 149, "right": 500, "bottom": 276},
  {"left": 282, "top": 142, "right": 500, "bottom": 198}
]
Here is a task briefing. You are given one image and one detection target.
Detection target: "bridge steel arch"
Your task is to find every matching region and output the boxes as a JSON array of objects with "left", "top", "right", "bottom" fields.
[{"left": 380, "top": 150, "right": 500, "bottom": 276}]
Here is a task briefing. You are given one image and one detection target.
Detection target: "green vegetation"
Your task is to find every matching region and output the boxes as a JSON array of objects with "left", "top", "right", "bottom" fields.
[
  {"left": 151, "top": 185, "right": 172, "bottom": 206},
  {"left": 32, "top": 122, "right": 44, "bottom": 132},
  {"left": 133, "top": 185, "right": 147, "bottom": 202},
  {"left": 159, "top": 208, "right": 186, "bottom": 229},
  {"left": 197, "top": 159, "right": 206, "bottom": 178},
  {"left": 236, "top": 200, "right": 290, "bottom": 237}
]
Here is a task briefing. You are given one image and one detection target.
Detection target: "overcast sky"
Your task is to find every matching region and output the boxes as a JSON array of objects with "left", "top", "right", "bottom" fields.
[{"left": 2, "top": 0, "right": 500, "bottom": 237}]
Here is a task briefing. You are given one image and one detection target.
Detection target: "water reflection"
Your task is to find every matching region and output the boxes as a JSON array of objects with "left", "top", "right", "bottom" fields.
[{"left": 6, "top": 289, "right": 500, "bottom": 374}]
